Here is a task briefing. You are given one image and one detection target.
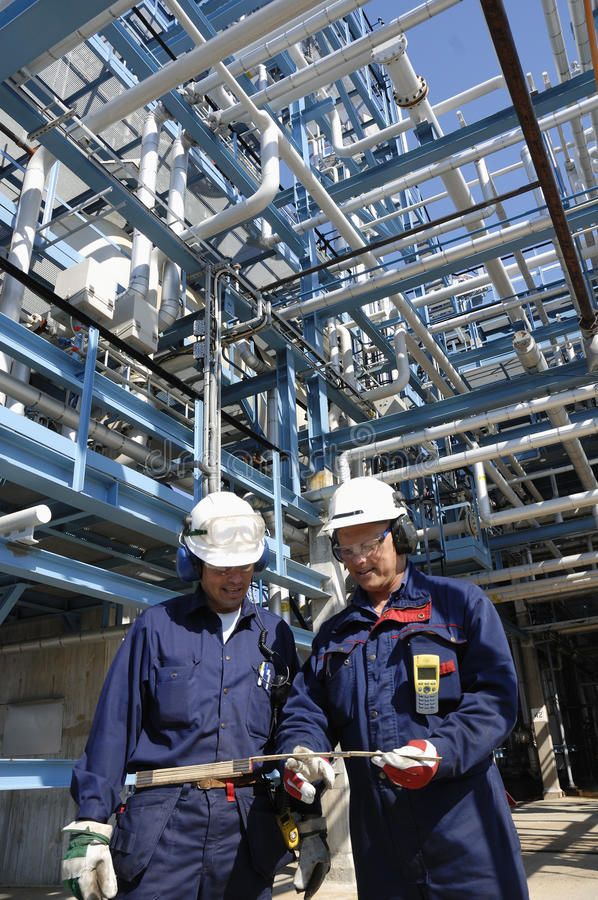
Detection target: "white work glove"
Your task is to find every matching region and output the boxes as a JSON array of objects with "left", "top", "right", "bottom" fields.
[
  {"left": 372, "top": 739, "right": 439, "bottom": 790},
  {"left": 283, "top": 745, "right": 335, "bottom": 804},
  {"left": 62, "top": 820, "right": 118, "bottom": 900},
  {"left": 294, "top": 816, "right": 330, "bottom": 898}
]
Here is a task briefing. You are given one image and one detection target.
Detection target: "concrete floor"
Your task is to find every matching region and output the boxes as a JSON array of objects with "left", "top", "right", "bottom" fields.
[{"left": 2, "top": 797, "right": 598, "bottom": 899}]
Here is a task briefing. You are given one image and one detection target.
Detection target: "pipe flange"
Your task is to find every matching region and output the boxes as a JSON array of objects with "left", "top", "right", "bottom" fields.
[{"left": 394, "top": 76, "right": 428, "bottom": 109}]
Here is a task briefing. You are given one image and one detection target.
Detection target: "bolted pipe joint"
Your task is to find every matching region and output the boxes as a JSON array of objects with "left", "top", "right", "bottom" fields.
[{"left": 512, "top": 329, "right": 546, "bottom": 372}]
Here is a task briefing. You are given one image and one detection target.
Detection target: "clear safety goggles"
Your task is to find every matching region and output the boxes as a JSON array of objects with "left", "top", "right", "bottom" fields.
[
  {"left": 189, "top": 513, "right": 265, "bottom": 546},
  {"left": 332, "top": 526, "right": 392, "bottom": 563}
]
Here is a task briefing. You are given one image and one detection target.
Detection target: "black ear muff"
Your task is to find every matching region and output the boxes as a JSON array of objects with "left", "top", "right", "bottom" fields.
[
  {"left": 391, "top": 513, "right": 418, "bottom": 555},
  {"left": 254, "top": 543, "right": 270, "bottom": 573},
  {"left": 176, "top": 545, "right": 203, "bottom": 582}
]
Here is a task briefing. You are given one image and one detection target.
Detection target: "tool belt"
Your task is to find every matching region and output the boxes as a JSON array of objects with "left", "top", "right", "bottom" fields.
[{"left": 194, "top": 774, "right": 258, "bottom": 790}]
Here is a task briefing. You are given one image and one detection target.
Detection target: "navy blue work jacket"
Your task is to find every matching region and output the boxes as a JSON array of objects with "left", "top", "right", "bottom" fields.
[
  {"left": 72, "top": 588, "right": 298, "bottom": 823},
  {"left": 277, "top": 563, "right": 529, "bottom": 900}
]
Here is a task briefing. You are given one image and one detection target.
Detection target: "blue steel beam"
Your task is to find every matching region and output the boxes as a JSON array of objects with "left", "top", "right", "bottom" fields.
[
  {"left": 319, "top": 360, "right": 598, "bottom": 451},
  {"left": 287, "top": 201, "right": 598, "bottom": 323},
  {"left": 0, "top": 583, "right": 26, "bottom": 624},
  {"left": 0, "top": 405, "right": 191, "bottom": 543},
  {"left": 0, "top": 313, "right": 194, "bottom": 452},
  {"left": 0, "top": 410, "right": 327, "bottom": 594},
  {"left": 489, "top": 515, "right": 597, "bottom": 550},
  {"left": 0, "top": 537, "right": 179, "bottom": 607},
  {"left": 274, "top": 71, "right": 597, "bottom": 210},
  {"left": 0, "top": 0, "right": 123, "bottom": 82},
  {"left": 0, "top": 378, "right": 321, "bottom": 525}
]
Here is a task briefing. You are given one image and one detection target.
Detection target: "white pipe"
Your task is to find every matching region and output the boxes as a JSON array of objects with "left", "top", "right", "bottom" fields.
[
  {"left": 416, "top": 248, "right": 562, "bottom": 310},
  {"left": 190, "top": 0, "right": 460, "bottom": 101},
  {"left": 469, "top": 550, "right": 598, "bottom": 586},
  {"left": 488, "top": 570, "right": 598, "bottom": 603},
  {"left": 329, "top": 76, "right": 504, "bottom": 159},
  {"left": 375, "top": 418, "right": 598, "bottom": 484},
  {"left": 125, "top": 109, "right": 163, "bottom": 304},
  {"left": 213, "top": 18, "right": 414, "bottom": 127},
  {"left": 568, "top": 0, "right": 598, "bottom": 143},
  {"left": 0, "top": 146, "right": 54, "bottom": 410},
  {"left": 339, "top": 383, "right": 598, "bottom": 466},
  {"left": 179, "top": 124, "right": 279, "bottom": 241},
  {"left": 80, "top": 0, "right": 339, "bottom": 135},
  {"left": 277, "top": 212, "right": 555, "bottom": 321},
  {"left": 360, "top": 326, "right": 410, "bottom": 401},
  {"left": 12, "top": 1, "right": 136, "bottom": 84},
  {"left": 0, "top": 504, "right": 51, "bottom": 537},
  {"left": 428, "top": 286, "right": 565, "bottom": 332},
  {"left": 541, "top": 0, "right": 595, "bottom": 189},
  {"left": 294, "top": 92, "right": 598, "bottom": 235},
  {"left": 160, "top": 135, "right": 190, "bottom": 330},
  {"left": 326, "top": 195, "right": 497, "bottom": 264},
  {"left": 513, "top": 330, "right": 598, "bottom": 492}
]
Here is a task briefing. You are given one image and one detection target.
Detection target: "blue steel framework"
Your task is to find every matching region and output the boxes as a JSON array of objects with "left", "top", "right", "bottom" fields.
[{"left": 0, "top": 0, "right": 598, "bottom": 791}]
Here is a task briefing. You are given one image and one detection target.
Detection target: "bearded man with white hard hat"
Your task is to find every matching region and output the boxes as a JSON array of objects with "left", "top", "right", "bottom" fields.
[
  {"left": 61, "top": 491, "right": 304, "bottom": 900},
  {"left": 276, "top": 476, "right": 529, "bottom": 900}
]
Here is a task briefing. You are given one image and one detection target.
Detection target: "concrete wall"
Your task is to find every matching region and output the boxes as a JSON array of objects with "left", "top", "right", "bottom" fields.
[{"left": 0, "top": 615, "right": 122, "bottom": 885}]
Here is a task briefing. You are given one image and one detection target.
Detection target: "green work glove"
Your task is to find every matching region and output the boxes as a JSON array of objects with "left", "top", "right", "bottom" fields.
[
  {"left": 62, "top": 820, "right": 118, "bottom": 900},
  {"left": 294, "top": 816, "right": 330, "bottom": 899}
]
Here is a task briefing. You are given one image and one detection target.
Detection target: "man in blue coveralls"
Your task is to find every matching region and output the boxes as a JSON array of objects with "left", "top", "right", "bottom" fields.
[
  {"left": 277, "top": 476, "right": 529, "bottom": 900},
  {"left": 61, "top": 491, "right": 306, "bottom": 900}
]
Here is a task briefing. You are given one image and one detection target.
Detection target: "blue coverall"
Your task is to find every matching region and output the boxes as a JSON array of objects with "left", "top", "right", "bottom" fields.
[
  {"left": 71, "top": 589, "right": 298, "bottom": 900},
  {"left": 276, "top": 563, "right": 529, "bottom": 900}
]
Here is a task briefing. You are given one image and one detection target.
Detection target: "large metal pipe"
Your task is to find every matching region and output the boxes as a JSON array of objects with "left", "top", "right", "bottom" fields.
[
  {"left": 337, "top": 383, "right": 598, "bottom": 471},
  {"left": 468, "top": 550, "right": 598, "bottom": 586},
  {"left": 179, "top": 124, "right": 279, "bottom": 241},
  {"left": 80, "top": 0, "right": 341, "bottom": 135},
  {"left": 488, "top": 569, "right": 598, "bottom": 603},
  {"left": 160, "top": 134, "right": 190, "bottom": 331},
  {"left": 191, "top": 0, "right": 460, "bottom": 101},
  {"left": 377, "top": 417, "right": 598, "bottom": 484}
]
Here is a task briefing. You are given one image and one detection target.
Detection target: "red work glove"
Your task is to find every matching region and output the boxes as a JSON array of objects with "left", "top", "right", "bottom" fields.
[
  {"left": 372, "top": 739, "right": 439, "bottom": 789},
  {"left": 283, "top": 745, "right": 335, "bottom": 804}
]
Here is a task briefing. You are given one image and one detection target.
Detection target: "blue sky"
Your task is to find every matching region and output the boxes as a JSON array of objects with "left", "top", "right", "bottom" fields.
[{"left": 365, "top": 0, "right": 580, "bottom": 107}]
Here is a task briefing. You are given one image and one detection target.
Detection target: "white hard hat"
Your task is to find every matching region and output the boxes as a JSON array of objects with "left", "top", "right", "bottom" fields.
[
  {"left": 184, "top": 492, "right": 266, "bottom": 567},
  {"left": 322, "top": 477, "right": 405, "bottom": 534}
]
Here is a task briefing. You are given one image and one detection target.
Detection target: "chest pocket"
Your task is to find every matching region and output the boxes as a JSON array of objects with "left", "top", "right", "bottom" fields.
[
  {"left": 404, "top": 628, "right": 466, "bottom": 709},
  {"left": 153, "top": 663, "right": 198, "bottom": 727},
  {"left": 315, "top": 640, "right": 361, "bottom": 727},
  {"left": 246, "top": 671, "right": 275, "bottom": 740}
]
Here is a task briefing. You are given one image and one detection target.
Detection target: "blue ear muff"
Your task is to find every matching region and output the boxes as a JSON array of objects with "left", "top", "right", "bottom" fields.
[
  {"left": 176, "top": 544, "right": 270, "bottom": 580},
  {"left": 176, "top": 545, "right": 202, "bottom": 582},
  {"left": 254, "top": 543, "right": 270, "bottom": 573}
]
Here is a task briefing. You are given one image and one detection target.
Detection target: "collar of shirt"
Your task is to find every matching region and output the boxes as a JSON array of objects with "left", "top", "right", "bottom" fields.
[
  {"left": 351, "top": 562, "right": 430, "bottom": 613},
  {"left": 192, "top": 587, "right": 259, "bottom": 626}
]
